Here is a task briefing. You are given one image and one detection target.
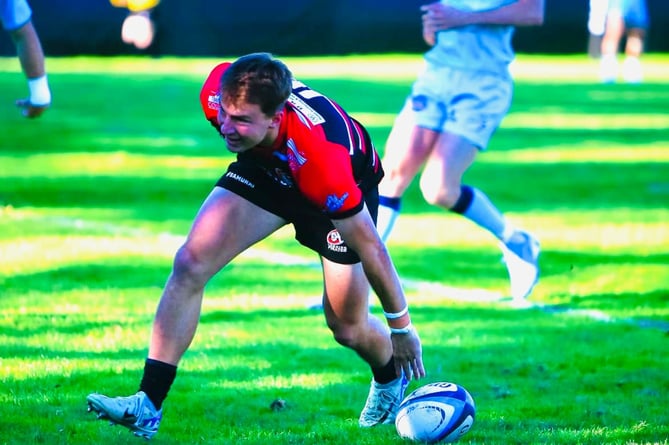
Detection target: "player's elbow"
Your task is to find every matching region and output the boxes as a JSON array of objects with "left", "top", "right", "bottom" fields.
[
  {"left": 527, "top": 5, "right": 545, "bottom": 26},
  {"left": 530, "top": 14, "right": 545, "bottom": 26}
]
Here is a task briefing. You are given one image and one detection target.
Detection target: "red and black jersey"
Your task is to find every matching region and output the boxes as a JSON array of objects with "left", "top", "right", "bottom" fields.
[{"left": 200, "top": 62, "right": 384, "bottom": 219}]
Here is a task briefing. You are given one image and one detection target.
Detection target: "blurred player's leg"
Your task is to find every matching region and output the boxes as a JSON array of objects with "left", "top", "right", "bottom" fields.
[
  {"left": 622, "top": 28, "right": 645, "bottom": 83},
  {"left": 377, "top": 109, "right": 439, "bottom": 242},
  {"left": 600, "top": 10, "right": 625, "bottom": 83},
  {"left": 587, "top": 0, "right": 609, "bottom": 58},
  {"left": 421, "top": 133, "right": 540, "bottom": 301}
]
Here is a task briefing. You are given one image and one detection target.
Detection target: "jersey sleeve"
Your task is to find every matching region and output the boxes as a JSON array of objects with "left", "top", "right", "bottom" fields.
[
  {"left": 199, "top": 62, "right": 231, "bottom": 124},
  {"left": 290, "top": 130, "right": 365, "bottom": 219}
]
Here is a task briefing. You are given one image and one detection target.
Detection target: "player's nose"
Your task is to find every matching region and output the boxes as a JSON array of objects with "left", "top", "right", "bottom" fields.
[{"left": 219, "top": 116, "right": 233, "bottom": 134}]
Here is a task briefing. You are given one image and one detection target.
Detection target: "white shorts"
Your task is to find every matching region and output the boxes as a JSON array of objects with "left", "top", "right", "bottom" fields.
[
  {"left": 0, "top": 0, "right": 31, "bottom": 31},
  {"left": 398, "top": 65, "right": 513, "bottom": 150}
]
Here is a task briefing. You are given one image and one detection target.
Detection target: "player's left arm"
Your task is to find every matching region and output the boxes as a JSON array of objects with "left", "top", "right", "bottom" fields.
[{"left": 422, "top": 0, "right": 544, "bottom": 39}]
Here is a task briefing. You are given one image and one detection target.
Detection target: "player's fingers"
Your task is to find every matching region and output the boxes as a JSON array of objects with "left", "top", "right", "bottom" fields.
[
  {"left": 395, "top": 358, "right": 412, "bottom": 380},
  {"left": 413, "top": 358, "right": 426, "bottom": 379},
  {"left": 402, "top": 362, "right": 413, "bottom": 380},
  {"left": 395, "top": 362, "right": 403, "bottom": 379}
]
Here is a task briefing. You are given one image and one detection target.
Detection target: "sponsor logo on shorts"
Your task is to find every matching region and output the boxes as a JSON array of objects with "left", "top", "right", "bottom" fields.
[
  {"left": 225, "top": 171, "right": 255, "bottom": 188},
  {"left": 326, "top": 229, "right": 348, "bottom": 253},
  {"left": 411, "top": 94, "right": 428, "bottom": 112}
]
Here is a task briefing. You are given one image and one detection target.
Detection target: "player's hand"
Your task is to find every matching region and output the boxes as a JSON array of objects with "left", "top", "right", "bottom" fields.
[
  {"left": 122, "top": 11, "right": 155, "bottom": 50},
  {"left": 391, "top": 326, "right": 426, "bottom": 381},
  {"left": 15, "top": 98, "right": 49, "bottom": 118},
  {"left": 422, "top": 24, "right": 437, "bottom": 46},
  {"left": 421, "top": 2, "right": 465, "bottom": 35}
]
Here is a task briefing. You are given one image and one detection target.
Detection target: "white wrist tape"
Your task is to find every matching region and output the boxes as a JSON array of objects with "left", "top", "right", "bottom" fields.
[
  {"left": 389, "top": 323, "right": 413, "bottom": 335},
  {"left": 383, "top": 306, "right": 408, "bottom": 319}
]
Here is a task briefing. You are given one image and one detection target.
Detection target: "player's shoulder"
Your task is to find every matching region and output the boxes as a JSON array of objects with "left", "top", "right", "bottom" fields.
[{"left": 287, "top": 82, "right": 329, "bottom": 128}]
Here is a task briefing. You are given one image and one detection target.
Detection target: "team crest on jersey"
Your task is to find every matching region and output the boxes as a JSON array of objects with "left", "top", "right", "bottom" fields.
[
  {"left": 411, "top": 94, "right": 428, "bottom": 112},
  {"left": 326, "top": 229, "right": 348, "bottom": 253},
  {"left": 325, "top": 192, "right": 349, "bottom": 213},
  {"left": 207, "top": 93, "right": 220, "bottom": 111}
]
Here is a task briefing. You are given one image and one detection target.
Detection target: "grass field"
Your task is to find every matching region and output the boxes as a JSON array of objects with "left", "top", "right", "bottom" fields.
[{"left": 0, "top": 53, "right": 668, "bottom": 445}]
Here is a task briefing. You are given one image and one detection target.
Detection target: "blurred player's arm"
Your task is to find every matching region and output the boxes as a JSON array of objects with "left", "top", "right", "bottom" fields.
[{"left": 422, "top": 0, "right": 545, "bottom": 45}]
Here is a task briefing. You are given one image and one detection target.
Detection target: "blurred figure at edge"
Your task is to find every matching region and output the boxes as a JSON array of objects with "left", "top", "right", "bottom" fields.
[
  {"left": 110, "top": 0, "right": 160, "bottom": 50},
  {"left": 600, "top": 0, "right": 649, "bottom": 83},
  {"left": 588, "top": 0, "right": 609, "bottom": 58},
  {"left": 1, "top": 0, "right": 50, "bottom": 118}
]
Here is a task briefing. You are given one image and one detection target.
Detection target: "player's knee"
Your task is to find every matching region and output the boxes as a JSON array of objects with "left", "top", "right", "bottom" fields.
[
  {"left": 172, "top": 244, "right": 211, "bottom": 283},
  {"left": 329, "top": 323, "right": 359, "bottom": 349},
  {"left": 381, "top": 165, "right": 412, "bottom": 193},
  {"left": 419, "top": 177, "right": 458, "bottom": 208}
]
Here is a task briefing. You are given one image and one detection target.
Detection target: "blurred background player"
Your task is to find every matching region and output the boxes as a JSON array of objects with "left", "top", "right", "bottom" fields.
[
  {"left": 376, "top": 0, "right": 545, "bottom": 304},
  {"left": 109, "top": 0, "right": 160, "bottom": 50},
  {"left": 587, "top": 0, "right": 609, "bottom": 58},
  {"left": 599, "top": 0, "right": 649, "bottom": 83},
  {"left": 1, "top": 0, "right": 50, "bottom": 118}
]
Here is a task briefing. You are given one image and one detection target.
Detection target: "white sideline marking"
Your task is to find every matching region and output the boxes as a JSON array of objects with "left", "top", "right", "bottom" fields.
[{"left": 39, "top": 216, "right": 667, "bottom": 331}]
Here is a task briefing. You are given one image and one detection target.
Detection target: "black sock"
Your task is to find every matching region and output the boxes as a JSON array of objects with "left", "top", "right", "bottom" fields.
[
  {"left": 450, "top": 185, "right": 474, "bottom": 214},
  {"left": 371, "top": 357, "right": 397, "bottom": 384},
  {"left": 139, "top": 358, "right": 177, "bottom": 410},
  {"left": 379, "top": 195, "right": 402, "bottom": 211}
]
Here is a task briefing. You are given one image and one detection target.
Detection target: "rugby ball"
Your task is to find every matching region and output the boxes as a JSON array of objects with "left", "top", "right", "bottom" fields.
[{"left": 395, "top": 382, "right": 475, "bottom": 443}]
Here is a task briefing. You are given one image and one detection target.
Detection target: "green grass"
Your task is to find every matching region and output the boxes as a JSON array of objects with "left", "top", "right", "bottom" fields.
[{"left": 1, "top": 54, "right": 668, "bottom": 444}]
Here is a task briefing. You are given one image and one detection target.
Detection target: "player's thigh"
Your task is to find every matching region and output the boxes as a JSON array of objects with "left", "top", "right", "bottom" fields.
[
  {"left": 321, "top": 258, "right": 370, "bottom": 326},
  {"left": 422, "top": 132, "right": 478, "bottom": 190},
  {"left": 383, "top": 101, "right": 439, "bottom": 170},
  {"left": 186, "top": 186, "right": 286, "bottom": 269},
  {"left": 604, "top": 11, "right": 625, "bottom": 41}
]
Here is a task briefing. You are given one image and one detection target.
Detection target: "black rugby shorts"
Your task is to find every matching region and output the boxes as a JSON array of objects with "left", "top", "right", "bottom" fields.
[{"left": 216, "top": 160, "right": 379, "bottom": 265}]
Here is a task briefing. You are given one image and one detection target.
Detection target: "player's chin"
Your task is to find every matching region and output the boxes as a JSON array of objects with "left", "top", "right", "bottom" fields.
[{"left": 224, "top": 139, "right": 246, "bottom": 153}]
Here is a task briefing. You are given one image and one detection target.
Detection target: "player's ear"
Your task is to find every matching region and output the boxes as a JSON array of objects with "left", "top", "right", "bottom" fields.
[{"left": 268, "top": 111, "right": 282, "bottom": 129}]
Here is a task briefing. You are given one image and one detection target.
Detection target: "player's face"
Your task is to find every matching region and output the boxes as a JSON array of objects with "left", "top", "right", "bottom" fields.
[{"left": 217, "top": 100, "right": 279, "bottom": 153}]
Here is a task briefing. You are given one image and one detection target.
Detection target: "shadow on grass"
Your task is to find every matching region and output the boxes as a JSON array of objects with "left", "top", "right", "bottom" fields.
[
  {"left": 0, "top": 262, "right": 324, "bottom": 295},
  {"left": 2, "top": 158, "right": 666, "bottom": 222},
  {"left": 2, "top": 299, "right": 668, "bottom": 444}
]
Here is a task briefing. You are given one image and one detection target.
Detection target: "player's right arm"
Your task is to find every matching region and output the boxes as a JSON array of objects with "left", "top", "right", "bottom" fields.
[
  {"left": 331, "top": 207, "right": 425, "bottom": 380},
  {"left": 421, "top": 0, "right": 545, "bottom": 45}
]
